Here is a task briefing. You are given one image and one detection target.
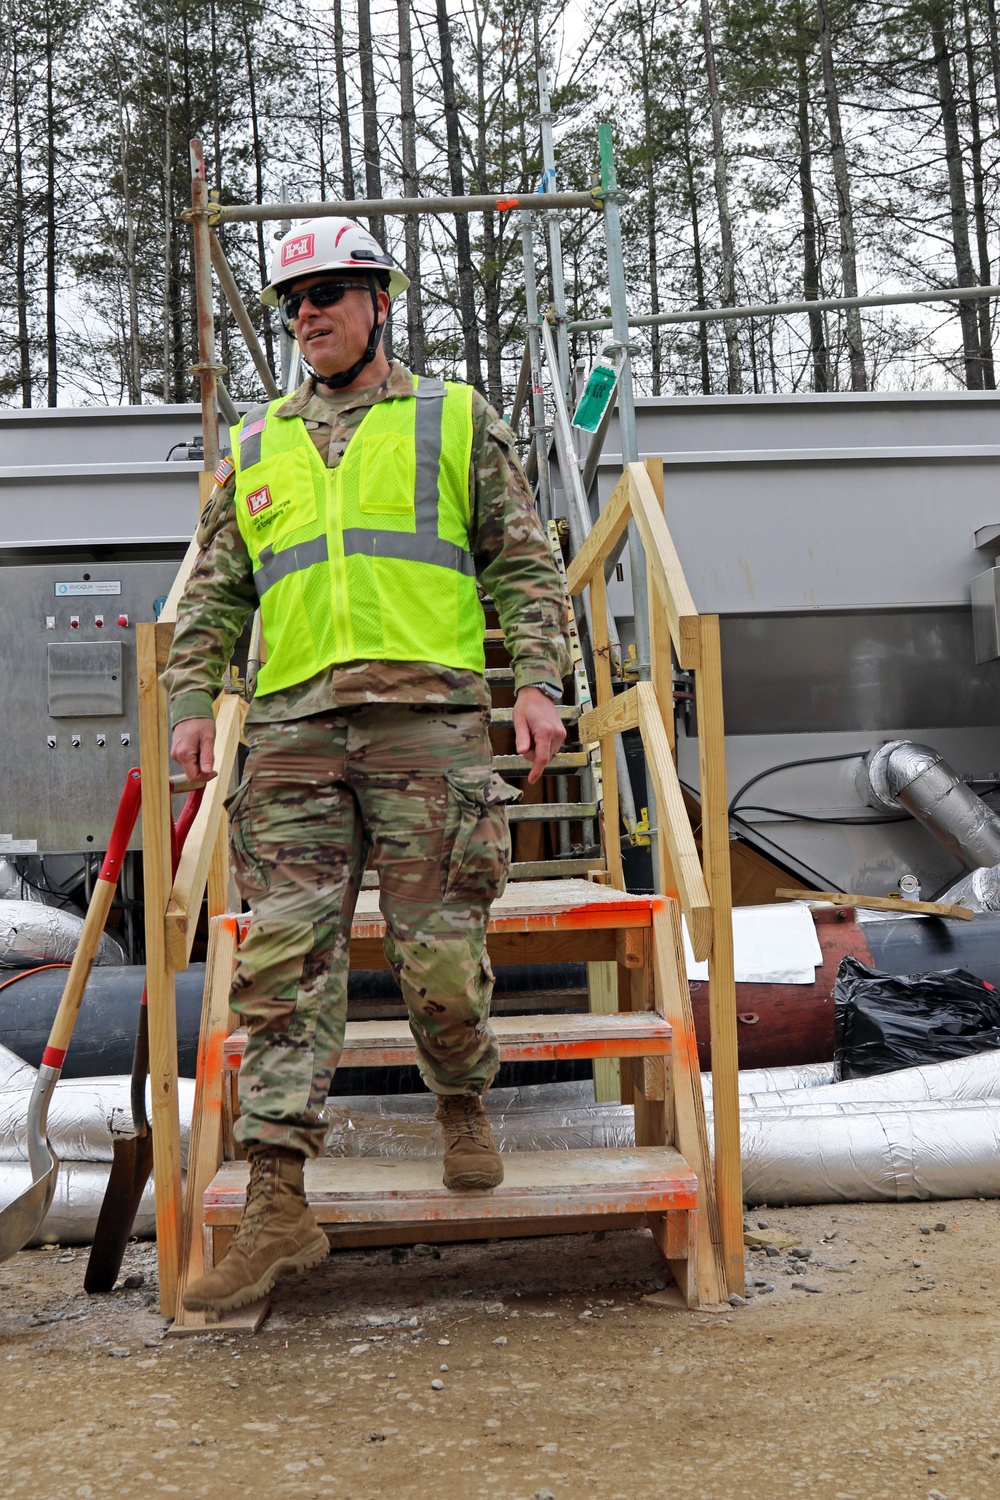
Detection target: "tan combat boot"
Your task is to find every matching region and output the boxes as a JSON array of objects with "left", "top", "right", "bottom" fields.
[
  {"left": 182, "top": 1147, "right": 329, "bottom": 1315},
  {"left": 436, "top": 1093, "right": 504, "bottom": 1190}
]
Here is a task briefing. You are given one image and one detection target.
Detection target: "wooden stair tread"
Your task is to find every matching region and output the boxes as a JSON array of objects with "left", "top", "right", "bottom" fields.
[
  {"left": 490, "top": 705, "right": 580, "bottom": 724},
  {"left": 508, "top": 801, "right": 598, "bottom": 822},
  {"left": 349, "top": 879, "right": 653, "bottom": 939},
  {"left": 509, "top": 857, "right": 605, "bottom": 879},
  {"left": 204, "top": 1147, "right": 698, "bottom": 1226},
  {"left": 222, "top": 1010, "right": 672, "bottom": 1069},
  {"left": 493, "top": 751, "right": 590, "bottom": 772}
]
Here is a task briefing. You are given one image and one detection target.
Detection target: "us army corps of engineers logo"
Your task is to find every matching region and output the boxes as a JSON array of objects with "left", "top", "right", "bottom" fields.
[{"left": 246, "top": 486, "right": 272, "bottom": 517}]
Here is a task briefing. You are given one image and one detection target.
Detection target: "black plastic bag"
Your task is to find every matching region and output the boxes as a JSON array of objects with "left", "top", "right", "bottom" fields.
[{"left": 834, "top": 954, "right": 1000, "bottom": 1079}]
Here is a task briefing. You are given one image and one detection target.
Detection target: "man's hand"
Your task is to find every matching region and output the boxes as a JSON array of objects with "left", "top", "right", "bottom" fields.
[
  {"left": 170, "top": 717, "right": 218, "bottom": 784},
  {"left": 513, "top": 686, "right": 566, "bottom": 785}
]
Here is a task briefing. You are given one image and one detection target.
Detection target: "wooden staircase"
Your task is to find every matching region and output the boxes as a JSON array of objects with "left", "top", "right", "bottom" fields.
[
  {"left": 143, "top": 458, "right": 741, "bottom": 1332},
  {"left": 172, "top": 879, "right": 710, "bottom": 1334}
]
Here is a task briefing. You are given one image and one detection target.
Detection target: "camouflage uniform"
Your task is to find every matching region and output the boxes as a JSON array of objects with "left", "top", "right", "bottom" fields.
[{"left": 163, "top": 362, "right": 571, "bottom": 1157}]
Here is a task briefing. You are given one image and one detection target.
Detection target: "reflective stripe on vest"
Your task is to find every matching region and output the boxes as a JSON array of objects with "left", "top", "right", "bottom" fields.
[{"left": 229, "top": 376, "right": 483, "bottom": 693}]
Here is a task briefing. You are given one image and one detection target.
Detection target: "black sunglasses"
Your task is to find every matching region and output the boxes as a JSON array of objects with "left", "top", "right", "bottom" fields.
[{"left": 280, "top": 279, "right": 371, "bottom": 324}]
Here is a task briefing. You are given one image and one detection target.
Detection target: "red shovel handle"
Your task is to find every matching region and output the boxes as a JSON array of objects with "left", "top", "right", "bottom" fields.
[{"left": 98, "top": 768, "right": 143, "bottom": 883}]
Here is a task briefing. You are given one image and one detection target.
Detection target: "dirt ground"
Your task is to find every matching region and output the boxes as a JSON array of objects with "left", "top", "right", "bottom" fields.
[{"left": 2, "top": 1200, "right": 1000, "bottom": 1500}]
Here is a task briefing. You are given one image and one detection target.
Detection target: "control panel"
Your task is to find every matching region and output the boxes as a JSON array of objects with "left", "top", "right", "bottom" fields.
[{"left": 0, "top": 560, "right": 182, "bottom": 852}]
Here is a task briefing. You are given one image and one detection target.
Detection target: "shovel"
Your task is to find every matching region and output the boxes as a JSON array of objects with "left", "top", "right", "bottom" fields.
[
  {"left": 84, "top": 784, "right": 204, "bottom": 1293},
  {"left": 0, "top": 768, "right": 143, "bottom": 1265}
]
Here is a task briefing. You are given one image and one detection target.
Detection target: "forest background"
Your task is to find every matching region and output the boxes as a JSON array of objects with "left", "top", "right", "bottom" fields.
[{"left": 3, "top": 0, "right": 1000, "bottom": 416}]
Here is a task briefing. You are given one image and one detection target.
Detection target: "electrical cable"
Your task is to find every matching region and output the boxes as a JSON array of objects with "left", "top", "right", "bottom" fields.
[
  {"left": 731, "top": 804, "right": 909, "bottom": 826},
  {"left": 727, "top": 750, "right": 869, "bottom": 817}
]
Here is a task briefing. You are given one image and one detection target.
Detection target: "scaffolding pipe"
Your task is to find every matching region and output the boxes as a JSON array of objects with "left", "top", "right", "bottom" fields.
[
  {"left": 540, "top": 318, "right": 622, "bottom": 665},
  {"left": 188, "top": 140, "right": 223, "bottom": 474},
  {"left": 538, "top": 66, "right": 572, "bottom": 406},
  {"left": 539, "top": 320, "right": 638, "bottom": 841},
  {"left": 218, "top": 190, "right": 601, "bottom": 226},
  {"left": 520, "top": 213, "right": 553, "bottom": 524},
  {"left": 209, "top": 234, "right": 280, "bottom": 400},
  {"left": 568, "top": 281, "right": 1000, "bottom": 333},
  {"left": 599, "top": 124, "right": 657, "bottom": 882}
]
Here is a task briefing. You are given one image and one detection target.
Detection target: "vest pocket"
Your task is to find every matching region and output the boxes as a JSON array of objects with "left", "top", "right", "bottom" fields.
[
  {"left": 358, "top": 433, "right": 417, "bottom": 516},
  {"left": 442, "top": 769, "right": 520, "bottom": 904}
]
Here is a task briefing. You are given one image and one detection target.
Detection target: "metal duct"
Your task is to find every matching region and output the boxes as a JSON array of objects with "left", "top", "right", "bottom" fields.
[
  {"left": 939, "top": 862, "right": 1000, "bottom": 911},
  {"left": 739, "top": 1101, "right": 1000, "bottom": 1205},
  {"left": 0, "top": 899, "right": 125, "bottom": 968},
  {"left": 740, "top": 1047, "right": 1000, "bottom": 1110},
  {"left": 0, "top": 1075, "right": 195, "bottom": 1165},
  {"left": 0, "top": 1161, "right": 160, "bottom": 1246},
  {"left": 857, "top": 739, "right": 1000, "bottom": 870}
]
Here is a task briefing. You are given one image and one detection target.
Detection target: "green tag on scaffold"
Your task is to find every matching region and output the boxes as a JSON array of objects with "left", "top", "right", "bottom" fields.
[{"left": 571, "top": 363, "right": 617, "bottom": 433}]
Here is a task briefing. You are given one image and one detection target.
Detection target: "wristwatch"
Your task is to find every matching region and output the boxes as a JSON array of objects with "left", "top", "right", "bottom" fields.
[{"left": 527, "top": 682, "right": 563, "bottom": 704}]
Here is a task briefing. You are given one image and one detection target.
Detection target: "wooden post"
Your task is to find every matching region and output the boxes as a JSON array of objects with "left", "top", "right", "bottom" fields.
[
  {"left": 588, "top": 565, "right": 624, "bottom": 889},
  {"left": 642, "top": 457, "right": 679, "bottom": 898},
  {"left": 695, "top": 614, "right": 742, "bottom": 1297},
  {"left": 586, "top": 961, "right": 620, "bottom": 1102},
  {"left": 652, "top": 899, "right": 726, "bottom": 1305},
  {"left": 169, "top": 915, "right": 267, "bottom": 1334},
  {"left": 136, "top": 621, "right": 184, "bottom": 1317}
]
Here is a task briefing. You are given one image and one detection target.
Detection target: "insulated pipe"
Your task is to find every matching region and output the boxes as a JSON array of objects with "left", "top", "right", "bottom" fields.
[{"left": 857, "top": 740, "right": 1000, "bottom": 870}]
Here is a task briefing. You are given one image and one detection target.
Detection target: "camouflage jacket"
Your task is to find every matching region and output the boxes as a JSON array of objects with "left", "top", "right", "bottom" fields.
[{"left": 163, "top": 361, "right": 571, "bottom": 725}]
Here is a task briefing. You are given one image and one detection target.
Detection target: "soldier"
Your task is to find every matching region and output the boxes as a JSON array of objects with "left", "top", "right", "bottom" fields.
[{"left": 165, "top": 217, "right": 572, "bottom": 1315}]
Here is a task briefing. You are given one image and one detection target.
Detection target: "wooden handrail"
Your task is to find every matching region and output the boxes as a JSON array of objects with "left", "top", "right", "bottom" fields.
[
  {"left": 566, "top": 470, "right": 630, "bottom": 595},
  {"left": 627, "top": 465, "right": 701, "bottom": 670},
  {"left": 165, "top": 692, "right": 248, "bottom": 970},
  {"left": 572, "top": 455, "right": 740, "bottom": 1299}
]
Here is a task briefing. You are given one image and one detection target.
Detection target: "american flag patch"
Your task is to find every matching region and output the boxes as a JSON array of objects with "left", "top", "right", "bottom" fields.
[
  {"left": 240, "top": 418, "right": 267, "bottom": 443},
  {"left": 214, "top": 455, "right": 235, "bottom": 485}
]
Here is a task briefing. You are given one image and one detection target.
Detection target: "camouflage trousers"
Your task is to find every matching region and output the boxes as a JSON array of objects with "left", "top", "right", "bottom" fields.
[{"left": 226, "top": 705, "right": 517, "bottom": 1158}]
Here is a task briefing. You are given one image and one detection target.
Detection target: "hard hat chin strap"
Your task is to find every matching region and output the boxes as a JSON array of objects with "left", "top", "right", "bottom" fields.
[{"left": 310, "top": 281, "right": 386, "bottom": 390}]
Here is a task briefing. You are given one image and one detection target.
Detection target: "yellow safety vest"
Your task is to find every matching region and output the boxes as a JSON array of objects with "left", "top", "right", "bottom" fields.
[{"left": 231, "top": 377, "right": 485, "bottom": 695}]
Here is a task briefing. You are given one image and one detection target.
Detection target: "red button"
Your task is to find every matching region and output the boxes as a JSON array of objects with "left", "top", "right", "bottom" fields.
[{"left": 117, "top": 614, "right": 129, "bottom": 628}]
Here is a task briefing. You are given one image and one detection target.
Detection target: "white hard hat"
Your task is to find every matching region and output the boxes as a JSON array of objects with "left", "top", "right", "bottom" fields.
[{"left": 261, "top": 217, "right": 409, "bottom": 306}]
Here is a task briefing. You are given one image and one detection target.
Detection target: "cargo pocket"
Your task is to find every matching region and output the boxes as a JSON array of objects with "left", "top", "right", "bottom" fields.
[
  {"left": 442, "top": 768, "right": 521, "bottom": 904},
  {"left": 225, "top": 775, "right": 268, "bottom": 901}
]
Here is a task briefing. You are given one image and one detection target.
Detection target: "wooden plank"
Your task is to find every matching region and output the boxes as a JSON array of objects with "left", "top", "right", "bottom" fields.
[
  {"left": 644, "top": 456, "right": 681, "bottom": 905},
  {"left": 171, "top": 915, "right": 240, "bottom": 1333},
  {"left": 204, "top": 1147, "right": 699, "bottom": 1227},
  {"left": 206, "top": 809, "right": 231, "bottom": 918},
  {"left": 647, "top": 1209, "right": 699, "bottom": 1307},
  {"left": 588, "top": 564, "right": 624, "bottom": 889},
  {"left": 565, "top": 469, "right": 631, "bottom": 595},
  {"left": 208, "top": 1213, "right": 650, "bottom": 1262},
  {"left": 223, "top": 1011, "right": 672, "bottom": 1072},
  {"left": 165, "top": 692, "right": 248, "bottom": 970},
  {"left": 652, "top": 897, "right": 725, "bottom": 1307},
  {"left": 509, "top": 858, "right": 606, "bottom": 880},
  {"left": 349, "top": 928, "right": 620, "bottom": 971},
  {"left": 636, "top": 682, "right": 713, "bottom": 961},
  {"left": 775, "top": 887, "right": 974, "bottom": 921},
  {"left": 159, "top": 533, "right": 201, "bottom": 627},
  {"left": 578, "top": 685, "right": 639, "bottom": 744},
  {"left": 587, "top": 961, "right": 621, "bottom": 1103},
  {"left": 627, "top": 464, "right": 701, "bottom": 670},
  {"left": 696, "top": 614, "right": 743, "bottom": 1299},
  {"left": 136, "top": 621, "right": 184, "bottom": 1318},
  {"left": 630, "top": 1054, "right": 667, "bottom": 1102}
]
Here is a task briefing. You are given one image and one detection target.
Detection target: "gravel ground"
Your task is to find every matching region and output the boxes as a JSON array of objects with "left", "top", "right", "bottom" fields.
[{"left": 2, "top": 1199, "right": 1000, "bottom": 1499}]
